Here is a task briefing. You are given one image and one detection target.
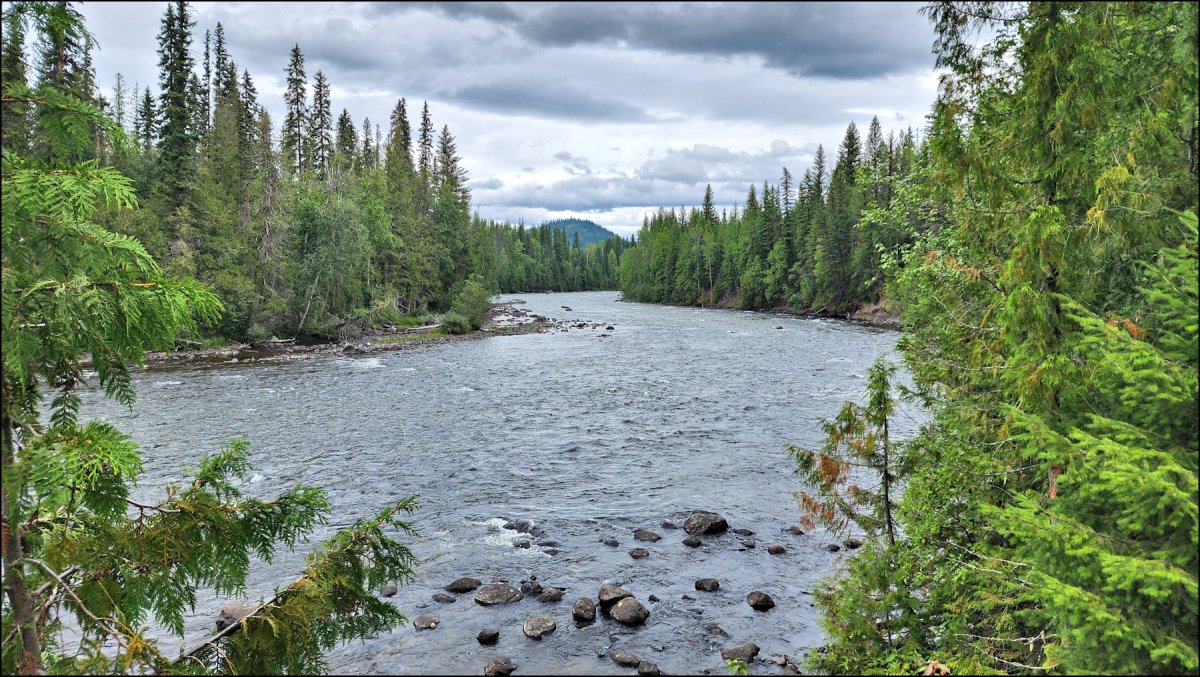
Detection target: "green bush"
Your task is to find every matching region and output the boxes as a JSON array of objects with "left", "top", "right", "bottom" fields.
[
  {"left": 440, "top": 311, "right": 471, "bottom": 335},
  {"left": 451, "top": 274, "right": 495, "bottom": 330}
]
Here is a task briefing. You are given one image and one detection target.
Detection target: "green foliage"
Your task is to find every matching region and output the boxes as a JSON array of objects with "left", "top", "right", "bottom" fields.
[
  {"left": 439, "top": 310, "right": 471, "bottom": 335},
  {"left": 451, "top": 274, "right": 494, "bottom": 330},
  {"left": 725, "top": 657, "right": 749, "bottom": 676}
]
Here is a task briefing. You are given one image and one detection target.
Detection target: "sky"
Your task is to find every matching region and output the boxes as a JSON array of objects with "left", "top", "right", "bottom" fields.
[{"left": 78, "top": 1, "right": 941, "bottom": 238}]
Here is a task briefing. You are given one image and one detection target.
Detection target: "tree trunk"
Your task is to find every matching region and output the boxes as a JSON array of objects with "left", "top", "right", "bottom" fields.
[{"left": 2, "top": 377, "right": 45, "bottom": 675}]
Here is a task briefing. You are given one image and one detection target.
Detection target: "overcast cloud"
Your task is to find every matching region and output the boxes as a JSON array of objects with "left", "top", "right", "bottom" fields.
[{"left": 79, "top": 2, "right": 939, "bottom": 237}]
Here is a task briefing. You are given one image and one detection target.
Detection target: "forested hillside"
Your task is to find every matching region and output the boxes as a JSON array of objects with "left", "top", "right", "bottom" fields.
[
  {"left": 618, "top": 119, "right": 925, "bottom": 316},
  {"left": 1, "top": 0, "right": 622, "bottom": 343},
  {"left": 543, "top": 218, "right": 621, "bottom": 248}
]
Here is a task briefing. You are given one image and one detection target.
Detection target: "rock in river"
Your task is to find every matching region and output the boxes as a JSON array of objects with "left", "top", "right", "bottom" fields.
[
  {"left": 432, "top": 592, "right": 456, "bottom": 604},
  {"left": 523, "top": 616, "right": 557, "bottom": 640},
  {"left": 610, "top": 650, "right": 640, "bottom": 667},
  {"left": 477, "top": 628, "right": 499, "bottom": 645},
  {"left": 747, "top": 591, "right": 775, "bottom": 611},
  {"left": 380, "top": 584, "right": 398, "bottom": 598},
  {"left": 629, "top": 547, "right": 650, "bottom": 559},
  {"left": 684, "top": 511, "right": 728, "bottom": 535},
  {"left": 845, "top": 537, "right": 863, "bottom": 549},
  {"left": 721, "top": 643, "right": 760, "bottom": 662},
  {"left": 682, "top": 535, "right": 703, "bottom": 548},
  {"left": 484, "top": 657, "right": 515, "bottom": 676},
  {"left": 633, "top": 528, "right": 662, "bottom": 542},
  {"left": 537, "top": 587, "right": 566, "bottom": 603},
  {"left": 598, "top": 584, "right": 633, "bottom": 610},
  {"left": 215, "top": 603, "right": 255, "bottom": 631},
  {"left": 412, "top": 614, "right": 438, "bottom": 630},
  {"left": 572, "top": 597, "right": 596, "bottom": 623},
  {"left": 445, "top": 576, "right": 481, "bottom": 593},
  {"left": 767, "top": 544, "right": 786, "bottom": 555},
  {"left": 611, "top": 597, "right": 650, "bottom": 626},
  {"left": 695, "top": 578, "right": 720, "bottom": 592},
  {"left": 638, "top": 661, "right": 661, "bottom": 675},
  {"left": 601, "top": 537, "right": 620, "bottom": 547},
  {"left": 475, "top": 583, "right": 524, "bottom": 606}
]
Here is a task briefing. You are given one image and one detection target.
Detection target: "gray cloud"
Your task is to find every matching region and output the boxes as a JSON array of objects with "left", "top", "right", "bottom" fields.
[
  {"left": 513, "top": 2, "right": 932, "bottom": 79},
  {"left": 369, "top": 2, "right": 521, "bottom": 24},
  {"left": 474, "top": 177, "right": 505, "bottom": 190},
  {"left": 445, "top": 84, "right": 652, "bottom": 122}
]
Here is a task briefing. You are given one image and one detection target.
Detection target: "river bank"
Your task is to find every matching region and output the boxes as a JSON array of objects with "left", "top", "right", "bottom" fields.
[{"left": 616, "top": 295, "right": 902, "bottom": 330}]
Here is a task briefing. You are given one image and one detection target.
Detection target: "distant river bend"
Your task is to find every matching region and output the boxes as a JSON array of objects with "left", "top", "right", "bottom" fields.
[{"left": 80, "top": 291, "right": 918, "bottom": 675}]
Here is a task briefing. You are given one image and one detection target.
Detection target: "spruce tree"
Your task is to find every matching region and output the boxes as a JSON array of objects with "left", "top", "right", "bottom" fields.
[
  {"left": 281, "top": 44, "right": 307, "bottom": 177},
  {"left": 307, "top": 69, "right": 332, "bottom": 176},
  {"left": 334, "top": 107, "right": 357, "bottom": 172},
  {"left": 154, "top": 0, "right": 197, "bottom": 206}
]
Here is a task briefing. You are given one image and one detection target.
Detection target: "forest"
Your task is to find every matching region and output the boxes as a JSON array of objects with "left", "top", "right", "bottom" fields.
[{"left": 2, "top": 0, "right": 1197, "bottom": 675}]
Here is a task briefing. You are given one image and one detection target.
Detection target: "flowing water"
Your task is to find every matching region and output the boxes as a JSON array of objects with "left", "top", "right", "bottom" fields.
[{"left": 78, "top": 291, "right": 920, "bottom": 675}]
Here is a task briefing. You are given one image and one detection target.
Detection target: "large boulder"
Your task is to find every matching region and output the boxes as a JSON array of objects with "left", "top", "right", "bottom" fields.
[
  {"left": 683, "top": 511, "right": 728, "bottom": 535},
  {"left": 522, "top": 616, "right": 557, "bottom": 640},
  {"left": 475, "top": 583, "right": 524, "bottom": 606},
  {"left": 611, "top": 597, "right": 650, "bottom": 626},
  {"left": 721, "top": 643, "right": 760, "bottom": 662},
  {"left": 445, "top": 576, "right": 481, "bottom": 593},
  {"left": 598, "top": 584, "right": 632, "bottom": 610},
  {"left": 572, "top": 597, "right": 597, "bottom": 623}
]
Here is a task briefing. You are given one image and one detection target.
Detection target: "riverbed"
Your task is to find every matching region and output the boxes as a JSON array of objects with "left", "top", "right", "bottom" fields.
[{"left": 79, "top": 291, "right": 919, "bottom": 675}]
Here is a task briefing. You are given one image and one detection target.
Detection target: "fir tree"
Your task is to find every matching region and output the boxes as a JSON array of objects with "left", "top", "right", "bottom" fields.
[
  {"left": 154, "top": 0, "right": 198, "bottom": 206},
  {"left": 334, "top": 107, "right": 357, "bottom": 172},
  {"left": 281, "top": 44, "right": 307, "bottom": 177},
  {"left": 307, "top": 69, "right": 332, "bottom": 176}
]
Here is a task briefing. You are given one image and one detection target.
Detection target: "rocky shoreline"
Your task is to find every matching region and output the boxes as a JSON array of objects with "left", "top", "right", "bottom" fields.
[
  {"left": 128, "top": 300, "right": 608, "bottom": 370},
  {"left": 616, "top": 295, "right": 902, "bottom": 330}
]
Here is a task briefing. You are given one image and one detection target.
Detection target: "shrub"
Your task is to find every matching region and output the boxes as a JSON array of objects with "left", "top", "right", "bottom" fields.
[{"left": 440, "top": 311, "right": 472, "bottom": 335}]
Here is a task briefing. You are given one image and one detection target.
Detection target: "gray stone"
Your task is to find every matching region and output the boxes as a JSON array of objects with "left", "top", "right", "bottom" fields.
[
  {"left": 477, "top": 628, "right": 499, "bottom": 645},
  {"left": 610, "top": 650, "right": 640, "bottom": 667},
  {"left": 522, "top": 616, "right": 557, "bottom": 640},
  {"left": 741, "top": 539, "right": 756, "bottom": 548},
  {"left": 475, "top": 583, "right": 524, "bottom": 606},
  {"left": 611, "top": 597, "right": 650, "bottom": 626},
  {"left": 412, "top": 614, "right": 438, "bottom": 630},
  {"left": 537, "top": 540, "right": 560, "bottom": 547},
  {"left": 445, "top": 577, "right": 481, "bottom": 593},
  {"left": 215, "top": 603, "right": 254, "bottom": 631},
  {"left": 504, "top": 518, "right": 534, "bottom": 533},
  {"left": 705, "top": 623, "right": 729, "bottom": 638},
  {"left": 380, "top": 584, "right": 398, "bottom": 598},
  {"left": 683, "top": 511, "right": 729, "bottom": 535},
  {"left": 647, "top": 594, "right": 659, "bottom": 603},
  {"left": 514, "top": 539, "right": 531, "bottom": 549},
  {"left": 432, "top": 592, "right": 456, "bottom": 604},
  {"left": 543, "top": 547, "right": 559, "bottom": 556},
  {"left": 601, "top": 537, "right": 620, "bottom": 547},
  {"left": 638, "top": 661, "right": 661, "bottom": 675},
  {"left": 747, "top": 591, "right": 775, "bottom": 611},
  {"left": 721, "top": 643, "right": 760, "bottom": 662},
  {"left": 767, "top": 544, "right": 786, "bottom": 555},
  {"left": 629, "top": 548, "right": 650, "bottom": 559},
  {"left": 845, "top": 538, "right": 863, "bottom": 549},
  {"left": 682, "top": 535, "right": 702, "bottom": 548},
  {"left": 537, "top": 587, "right": 566, "bottom": 603},
  {"left": 695, "top": 578, "right": 720, "bottom": 592},
  {"left": 633, "top": 529, "right": 661, "bottom": 542},
  {"left": 825, "top": 543, "right": 841, "bottom": 552},
  {"left": 598, "top": 584, "right": 633, "bottom": 610},
  {"left": 660, "top": 520, "right": 678, "bottom": 530},
  {"left": 732, "top": 528, "right": 755, "bottom": 536},
  {"left": 484, "top": 657, "right": 515, "bottom": 676},
  {"left": 572, "top": 597, "right": 596, "bottom": 623},
  {"left": 786, "top": 525, "right": 806, "bottom": 535}
]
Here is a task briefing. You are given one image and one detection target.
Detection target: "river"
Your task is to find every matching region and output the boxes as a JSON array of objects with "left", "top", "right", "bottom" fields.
[{"left": 78, "top": 291, "right": 919, "bottom": 675}]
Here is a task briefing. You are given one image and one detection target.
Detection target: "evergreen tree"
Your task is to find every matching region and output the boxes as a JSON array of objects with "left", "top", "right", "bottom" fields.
[
  {"left": 307, "top": 69, "right": 332, "bottom": 176},
  {"left": 334, "top": 107, "right": 357, "bottom": 172},
  {"left": 1, "top": 6, "right": 31, "bottom": 152},
  {"left": 281, "top": 44, "right": 307, "bottom": 177},
  {"left": 135, "top": 86, "right": 156, "bottom": 151},
  {"left": 154, "top": 0, "right": 197, "bottom": 206}
]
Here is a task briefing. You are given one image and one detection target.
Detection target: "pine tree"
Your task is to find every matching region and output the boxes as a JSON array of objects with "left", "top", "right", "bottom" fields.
[
  {"left": 281, "top": 44, "right": 307, "bottom": 177},
  {"left": 334, "top": 107, "right": 357, "bottom": 172}
]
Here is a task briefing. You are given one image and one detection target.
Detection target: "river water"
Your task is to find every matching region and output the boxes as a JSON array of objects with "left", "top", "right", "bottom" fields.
[{"left": 78, "top": 291, "right": 918, "bottom": 675}]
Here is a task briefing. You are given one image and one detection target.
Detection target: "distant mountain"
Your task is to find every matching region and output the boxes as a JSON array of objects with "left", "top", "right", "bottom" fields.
[{"left": 543, "top": 218, "right": 621, "bottom": 247}]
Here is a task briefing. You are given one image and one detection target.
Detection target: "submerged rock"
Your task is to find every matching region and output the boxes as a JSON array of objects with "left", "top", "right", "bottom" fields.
[
  {"left": 601, "top": 537, "right": 620, "bottom": 547},
  {"left": 522, "top": 616, "right": 557, "bottom": 640},
  {"left": 638, "top": 661, "right": 661, "bottom": 675},
  {"left": 682, "top": 535, "right": 703, "bottom": 548},
  {"left": 215, "top": 603, "right": 255, "bottom": 631},
  {"left": 610, "top": 650, "right": 640, "bottom": 667},
  {"left": 845, "top": 538, "right": 863, "bottom": 549},
  {"left": 446, "top": 576, "right": 481, "bottom": 593},
  {"left": 432, "top": 592, "right": 456, "bottom": 604},
  {"left": 475, "top": 583, "right": 523, "bottom": 606},
  {"left": 380, "top": 584, "right": 398, "bottom": 598},
  {"left": 741, "top": 540, "right": 756, "bottom": 549},
  {"left": 661, "top": 520, "right": 678, "bottom": 530},
  {"left": 747, "top": 591, "right": 775, "bottom": 611},
  {"left": 695, "top": 578, "right": 720, "bottom": 592},
  {"left": 537, "top": 587, "right": 566, "bottom": 603},
  {"left": 825, "top": 543, "right": 842, "bottom": 552},
  {"left": 732, "top": 528, "right": 755, "bottom": 537},
  {"left": 684, "top": 511, "right": 728, "bottom": 535},
  {"left": 477, "top": 628, "right": 499, "bottom": 645},
  {"left": 629, "top": 548, "right": 650, "bottom": 559},
  {"left": 767, "top": 544, "right": 787, "bottom": 555},
  {"left": 633, "top": 529, "right": 661, "bottom": 542}
]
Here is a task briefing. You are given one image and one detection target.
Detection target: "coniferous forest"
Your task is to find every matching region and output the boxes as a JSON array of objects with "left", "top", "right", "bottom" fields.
[{"left": 2, "top": 1, "right": 1197, "bottom": 675}]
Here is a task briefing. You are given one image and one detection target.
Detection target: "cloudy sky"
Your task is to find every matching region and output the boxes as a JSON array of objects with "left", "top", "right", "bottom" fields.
[{"left": 79, "top": 2, "right": 940, "bottom": 237}]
